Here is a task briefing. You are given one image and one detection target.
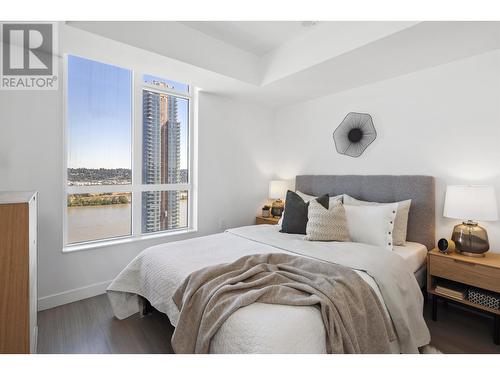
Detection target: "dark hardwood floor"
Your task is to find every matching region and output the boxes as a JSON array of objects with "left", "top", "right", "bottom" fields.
[
  {"left": 37, "top": 294, "right": 174, "bottom": 354},
  {"left": 423, "top": 299, "right": 500, "bottom": 354},
  {"left": 37, "top": 294, "right": 500, "bottom": 354}
]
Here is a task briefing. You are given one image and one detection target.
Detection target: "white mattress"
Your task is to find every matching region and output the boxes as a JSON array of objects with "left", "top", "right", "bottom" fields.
[{"left": 393, "top": 242, "right": 428, "bottom": 273}]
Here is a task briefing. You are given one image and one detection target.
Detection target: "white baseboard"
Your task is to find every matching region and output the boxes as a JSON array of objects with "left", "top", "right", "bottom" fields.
[{"left": 38, "top": 280, "right": 112, "bottom": 311}]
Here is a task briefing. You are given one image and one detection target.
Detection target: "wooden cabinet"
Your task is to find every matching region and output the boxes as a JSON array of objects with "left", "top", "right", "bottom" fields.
[
  {"left": 0, "top": 192, "right": 38, "bottom": 353},
  {"left": 255, "top": 216, "right": 280, "bottom": 225}
]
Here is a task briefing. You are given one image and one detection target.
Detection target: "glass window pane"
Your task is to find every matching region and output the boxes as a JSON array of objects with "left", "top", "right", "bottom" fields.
[
  {"left": 67, "top": 55, "right": 132, "bottom": 186},
  {"left": 67, "top": 193, "right": 131, "bottom": 244},
  {"left": 143, "top": 74, "right": 189, "bottom": 93},
  {"left": 142, "top": 90, "right": 189, "bottom": 184},
  {"left": 142, "top": 190, "right": 188, "bottom": 233}
]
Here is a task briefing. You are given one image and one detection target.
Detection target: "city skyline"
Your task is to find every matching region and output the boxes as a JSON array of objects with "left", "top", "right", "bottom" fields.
[{"left": 67, "top": 55, "right": 189, "bottom": 170}]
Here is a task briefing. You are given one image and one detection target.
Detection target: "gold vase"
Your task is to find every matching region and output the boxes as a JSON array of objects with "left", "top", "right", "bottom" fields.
[
  {"left": 451, "top": 221, "right": 489, "bottom": 257},
  {"left": 271, "top": 199, "right": 284, "bottom": 218}
]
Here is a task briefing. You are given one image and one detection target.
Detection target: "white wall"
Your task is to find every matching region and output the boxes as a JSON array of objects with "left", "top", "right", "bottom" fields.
[
  {"left": 0, "top": 26, "right": 274, "bottom": 309},
  {"left": 272, "top": 49, "right": 500, "bottom": 252},
  {"left": 197, "top": 92, "right": 274, "bottom": 232}
]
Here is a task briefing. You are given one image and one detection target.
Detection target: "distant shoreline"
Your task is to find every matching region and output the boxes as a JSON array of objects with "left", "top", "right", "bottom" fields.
[
  {"left": 68, "top": 195, "right": 187, "bottom": 208},
  {"left": 68, "top": 203, "right": 130, "bottom": 208}
]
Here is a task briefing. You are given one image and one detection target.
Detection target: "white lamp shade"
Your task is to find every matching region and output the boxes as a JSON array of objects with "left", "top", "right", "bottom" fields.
[
  {"left": 268, "top": 180, "right": 288, "bottom": 200},
  {"left": 443, "top": 185, "right": 498, "bottom": 221}
]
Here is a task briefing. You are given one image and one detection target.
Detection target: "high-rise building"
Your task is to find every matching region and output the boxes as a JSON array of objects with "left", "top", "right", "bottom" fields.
[
  {"left": 160, "top": 92, "right": 181, "bottom": 230},
  {"left": 142, "top": 91, "right": 161, "bottom": 233},
  {"left": 142, "top": 89, "right": 181, "bottom": 233}
]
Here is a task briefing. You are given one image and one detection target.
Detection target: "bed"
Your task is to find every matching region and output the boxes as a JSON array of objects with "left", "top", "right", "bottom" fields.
[{"left": 107, "top": 175, "right": 435, "bottom": 354}]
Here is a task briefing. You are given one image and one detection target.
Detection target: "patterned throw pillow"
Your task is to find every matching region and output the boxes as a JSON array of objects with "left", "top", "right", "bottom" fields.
[{"left": 305, "top": 199, "right": 351, "bottom": 242}]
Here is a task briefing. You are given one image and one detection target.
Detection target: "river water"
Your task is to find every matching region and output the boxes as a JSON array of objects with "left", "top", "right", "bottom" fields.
[{"left": 67, "top": 200, "right": 188, "bottom": 244}]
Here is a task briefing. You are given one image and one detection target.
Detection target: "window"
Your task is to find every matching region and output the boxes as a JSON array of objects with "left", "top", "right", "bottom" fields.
[
  {"left": 65, "top": 55, "right": 194, "bottom": 248},
  {"left": 141, "top": 77, "right": 190, "bottom": 234},
  {"left": 66, "top": 56, "right": 132, "bottom": 244}
]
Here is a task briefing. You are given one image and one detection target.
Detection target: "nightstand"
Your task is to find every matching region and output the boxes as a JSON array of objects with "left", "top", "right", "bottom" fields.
[
  {"left": 427, "top": 249, "right": 500, "bottom": 344},
  {"left": 255, "top": 216, "right": 280, "bottom": 225}
]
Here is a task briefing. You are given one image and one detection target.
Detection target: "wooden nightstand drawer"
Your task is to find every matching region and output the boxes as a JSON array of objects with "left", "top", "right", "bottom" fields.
[{"left": 430, "top": 254, "right": 500, "bottom": 293}]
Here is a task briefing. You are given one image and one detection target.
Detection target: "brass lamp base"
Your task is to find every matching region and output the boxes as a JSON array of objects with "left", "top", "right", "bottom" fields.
[
  {"left": 451, "top": 221, "right": 489, "bottom": 257},
  {"left": 271, "top": 199, "right": 284, "bottom": 218}
]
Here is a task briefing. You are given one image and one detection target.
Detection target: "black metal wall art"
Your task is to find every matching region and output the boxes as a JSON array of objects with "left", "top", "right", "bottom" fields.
[{"left": 333, "top": 112, "right": 377, "bottom": 157}]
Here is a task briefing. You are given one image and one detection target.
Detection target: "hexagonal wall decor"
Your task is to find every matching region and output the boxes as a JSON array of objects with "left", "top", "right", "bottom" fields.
[{"left": 333, "top": 112, "right": 377, "bottom": 157}]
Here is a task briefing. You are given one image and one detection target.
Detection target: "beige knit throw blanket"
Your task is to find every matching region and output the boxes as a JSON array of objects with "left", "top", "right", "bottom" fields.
[{"left": 171, "top": 253, "right": 396, "bottom": 354}]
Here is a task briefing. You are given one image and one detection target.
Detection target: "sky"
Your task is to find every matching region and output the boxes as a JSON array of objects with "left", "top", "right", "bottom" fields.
[
  {"left": 68, "top": 55, "right": 188, "bottom": 170},
  {"left": 143, "top": 74, "right": 189, "bottom": 93}
]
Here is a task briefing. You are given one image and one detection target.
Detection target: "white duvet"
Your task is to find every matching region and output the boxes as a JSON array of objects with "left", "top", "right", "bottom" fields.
[{"left": 107, "top": 225, "right": 430, "bottom": 353}]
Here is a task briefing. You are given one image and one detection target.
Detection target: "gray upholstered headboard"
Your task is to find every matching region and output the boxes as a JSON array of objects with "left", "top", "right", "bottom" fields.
[{"left": 295, "top": 175, "right": 436, "bottom": 250}]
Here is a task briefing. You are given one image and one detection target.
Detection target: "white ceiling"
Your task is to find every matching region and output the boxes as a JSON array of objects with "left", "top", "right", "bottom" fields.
[
  {"left": 67, "top": 21, "right": 500, "bottom": 108},
  {"left": 180, "top": 21, "right": 312, "bottom": 56}
]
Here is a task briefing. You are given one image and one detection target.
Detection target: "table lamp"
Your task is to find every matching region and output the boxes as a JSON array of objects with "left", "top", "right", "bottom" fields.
[
  {"left": 443, "top": 185, "right": 498, "bottom": 257},
  {"left": 268, "top": 180, "right": 287, "bottom": 218}
]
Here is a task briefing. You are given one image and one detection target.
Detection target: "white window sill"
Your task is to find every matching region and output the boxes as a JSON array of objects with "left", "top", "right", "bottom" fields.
[{"left": 62, "top": 228, "right": 198, "bottom": 253}]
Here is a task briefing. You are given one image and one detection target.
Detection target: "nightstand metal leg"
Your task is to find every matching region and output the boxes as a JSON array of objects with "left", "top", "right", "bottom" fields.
[
  {"left": 432, "top": 295, "right": 437, "bottom": 321},
  {"left": 494, "top": 315, "right": 499, "bottom": 345}
]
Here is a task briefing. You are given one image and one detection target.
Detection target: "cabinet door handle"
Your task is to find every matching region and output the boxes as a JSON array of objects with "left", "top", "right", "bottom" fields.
[{"left": 453, "top": 259, "right": 476, "bottom": 266}]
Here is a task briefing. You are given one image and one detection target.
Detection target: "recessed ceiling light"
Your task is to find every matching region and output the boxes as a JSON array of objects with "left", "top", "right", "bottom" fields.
[{"left": 301, "top": 21, "right": 319, "bottom": 28}]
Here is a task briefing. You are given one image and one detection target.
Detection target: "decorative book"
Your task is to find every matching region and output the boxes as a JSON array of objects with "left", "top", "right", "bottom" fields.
[{"left": 435, "top": 281, "right": 467, "bottom": 300}]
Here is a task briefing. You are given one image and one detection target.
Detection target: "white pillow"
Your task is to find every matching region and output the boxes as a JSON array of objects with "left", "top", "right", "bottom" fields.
[
  {"left": 277, "top": 191, "right": 343, "bottom": 229},
  {"left": 343, "top": 203, "right": 398, "bottom": 250},
  {"left": 343, "top": 195, "right": 411, "bottom": 246}
]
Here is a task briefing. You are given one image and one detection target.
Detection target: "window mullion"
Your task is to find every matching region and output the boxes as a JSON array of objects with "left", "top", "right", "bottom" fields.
[
  {"left": 189, "top": 88, "right": 197, "bottom": 231},
  {"left": 132, "top": 70, "right": 143, "bottom": 237}
]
